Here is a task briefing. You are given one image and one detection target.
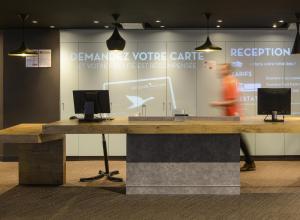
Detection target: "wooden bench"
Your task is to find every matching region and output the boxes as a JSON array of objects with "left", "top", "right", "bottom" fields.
[{"left": 0, "top": 124, "right": 66, "bottom": 185}]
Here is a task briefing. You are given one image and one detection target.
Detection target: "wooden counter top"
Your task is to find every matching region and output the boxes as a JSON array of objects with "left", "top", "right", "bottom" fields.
[
  {"left": 0, "top": 124, "right": 64, "bottom": 143},
  {"left": 42, "top": 116, "right": 300, "bottom": 134}
]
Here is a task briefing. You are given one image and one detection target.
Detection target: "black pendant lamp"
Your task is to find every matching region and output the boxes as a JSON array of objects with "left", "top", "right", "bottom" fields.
[
  {"left": 292, "top": 13, "right": 300, "bottom": 54},
  {"left": 106, "top": 14, "right": 126, "bottom": 51},
  {"left": 195, "top": 13, "right": 222, "bottom": 52},
  {"left": 8, "top": 14, "right": 38, "bottom": 57}
]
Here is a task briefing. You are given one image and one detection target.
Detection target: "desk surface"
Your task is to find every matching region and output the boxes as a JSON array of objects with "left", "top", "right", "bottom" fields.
[
  {"left": 42, "top": 116, "right": 300, "bottom": 134},
  {"left": 0, "top": 124, "right": 64, "bottom": 143}
]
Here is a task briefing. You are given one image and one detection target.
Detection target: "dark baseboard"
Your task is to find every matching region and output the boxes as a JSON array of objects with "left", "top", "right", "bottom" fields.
[
  {"left": 241, "top": 155, "right": 300, "bottom": 161},
  {"left": 66, "top": 156, "right": 127, "bottom": 161},
  {"left": 0, "top": 156, "right": 126, "bottom": 162},
  {"left": 1, "top": 155, "right": 299, "bottom": 162},
  {"left": 67, "top": 156, "right": 300, "bottom": 161}
]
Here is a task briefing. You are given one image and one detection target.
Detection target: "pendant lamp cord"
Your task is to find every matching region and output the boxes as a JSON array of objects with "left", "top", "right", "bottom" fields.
[
  {"left": 207, "top": 16, "right": 209, "bottom": 36},
  {"left": 205, "top": 13, "right": 211, "bottom": 37},
  {"left": 18, "top": 14, "right": 28, "bottom": 43},
  {"left": 112, "top": 13, "right": 120, "bottom": 28},
  {"left": 22, "top": 16, "right": 25, "bottom": 42}
]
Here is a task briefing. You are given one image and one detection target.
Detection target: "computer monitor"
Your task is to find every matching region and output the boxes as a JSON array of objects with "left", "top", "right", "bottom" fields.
[
  {"left": 73, "top": 90, "right": 110, "bottom": 122},
  {"left": 257, "top": 88, "right": 291, "bottom": 122}
]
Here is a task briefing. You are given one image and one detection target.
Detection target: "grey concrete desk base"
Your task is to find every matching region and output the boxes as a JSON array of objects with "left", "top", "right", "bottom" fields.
[
  {"left": 127, "top": 134, "right": 240, "bottom": 195},
  {"left": 18, "top": 138, "right": 66, "bottom": 185}
]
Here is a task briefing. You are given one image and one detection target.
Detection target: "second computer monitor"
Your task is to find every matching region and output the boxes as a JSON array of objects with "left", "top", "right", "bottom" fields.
[{"left": 257, "top": 88, "right": 291, "bottom": 122}]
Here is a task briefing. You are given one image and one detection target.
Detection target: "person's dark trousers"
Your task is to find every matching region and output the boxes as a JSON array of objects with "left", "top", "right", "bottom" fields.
[{"left": 240, "top": 134, "right": 254, "bottom": 164}]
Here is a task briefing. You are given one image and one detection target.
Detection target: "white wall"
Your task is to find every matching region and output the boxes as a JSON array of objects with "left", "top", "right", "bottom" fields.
[{"left": 60, "top": 29, "right": 300, "bottom": 156}]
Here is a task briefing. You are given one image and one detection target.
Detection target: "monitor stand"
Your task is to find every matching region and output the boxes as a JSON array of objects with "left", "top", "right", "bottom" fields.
[
  {"left": 264, "top": 111, "right": 284, "bottom": 122},
  {"left": 79, "top": 101, "right": 105, "bottom": 122},
  {"left": 78, "top": 113, "right": 104, "bottom": 122}
]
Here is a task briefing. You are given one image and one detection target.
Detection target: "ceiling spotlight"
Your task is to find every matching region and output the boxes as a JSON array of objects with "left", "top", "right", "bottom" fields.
[
  {"left": 292, "top": 13, "right": 300, "bottom": 54},
  {"left": 93, "top": 20, "right": 99, "bottom": 24},
  {"left": 216, "top": 25, "right": 221, "bottom": 28},
  {"left": 156, "top": 20, "right": 161, "bottom": 23},
  {"left": 32, "top": 20, "right": 38, "bottom": 24},
  {"left": 278, "top": 20, "right": 284, "bottom": 23},
  {"left": 106, "top": 13, "right": 126, "bottom": 51},
  {"left": 104, "top": 25, "right": 110, "bottom": 28},
  {"left": 49, "top": 25, "right": 55, "bottom": 28},
  {"left": 160, "top": 25, "right": 165, "bottom": 28},
  {"left": 195, "top": 13, "right": 222, "bottom": 52},
  {"left": 8, "top": 14, "right": 38, "bottom": 57},
  {"left": 272, "top": 24, "right": 277, "bottom": 28},
  {"left": 217, "top": 19, "right": 223, "bottom": 23}
]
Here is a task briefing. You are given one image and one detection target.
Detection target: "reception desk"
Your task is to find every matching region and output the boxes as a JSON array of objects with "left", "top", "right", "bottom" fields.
[
  {"left": 42, "top": 116, "right": 300, "bottom": 194},
  {"left": 0, "top": 124, "right": 66, "bottom": 185},
  {"left": 43, "top": 116, "right": 300, "bottom": 134},
  {"left": 2, "top": 116, "right": 300, "bottom": 194}
]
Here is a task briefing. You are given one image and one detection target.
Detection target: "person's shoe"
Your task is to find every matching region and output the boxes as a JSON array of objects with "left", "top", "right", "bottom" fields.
[{"left": 240, "top": 161, "right": 256, "bottom": 171}]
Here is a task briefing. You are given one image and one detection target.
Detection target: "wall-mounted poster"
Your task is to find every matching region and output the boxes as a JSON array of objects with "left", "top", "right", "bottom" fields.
[{"left": 26, "top": 49, "right": 51, "bottom": 68}]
